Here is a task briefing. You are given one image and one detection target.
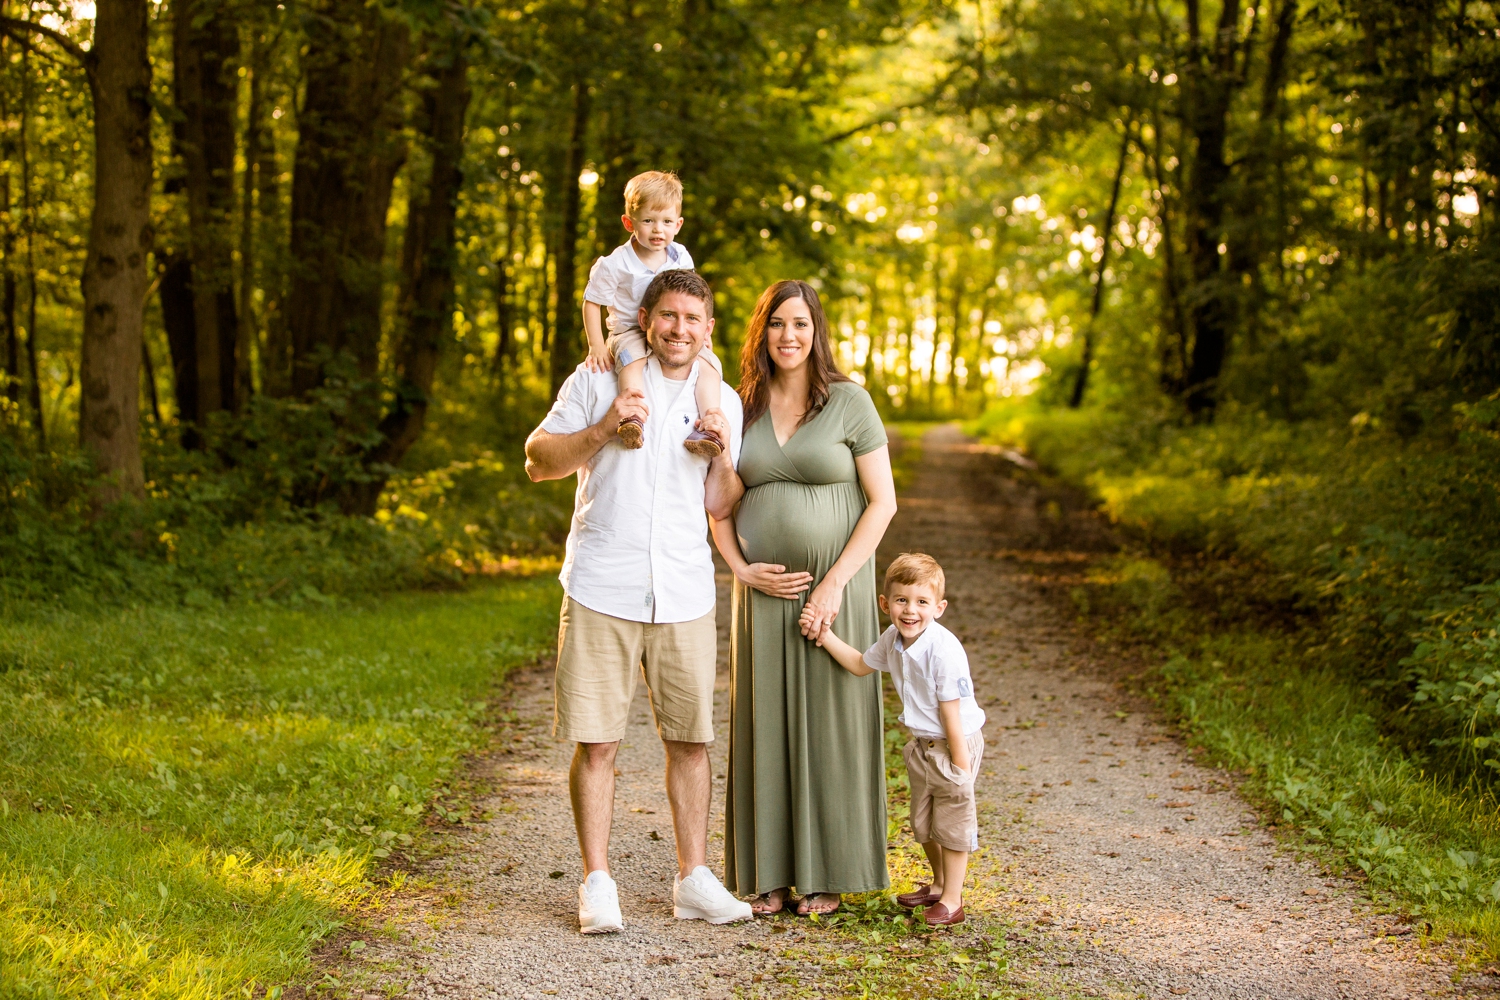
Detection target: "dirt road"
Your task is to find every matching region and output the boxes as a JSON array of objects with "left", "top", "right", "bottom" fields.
[{"left": 357, "top": 424, "right": 1477, "bottom": 999}]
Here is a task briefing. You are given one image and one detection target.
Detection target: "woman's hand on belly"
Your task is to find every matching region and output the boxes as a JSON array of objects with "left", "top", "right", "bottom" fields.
[
  {"left": 738, "top": 562, "right": 814, "bottom": 600},
  {"left": 800, "top": 576, "right": 845, "bottom": 638}
]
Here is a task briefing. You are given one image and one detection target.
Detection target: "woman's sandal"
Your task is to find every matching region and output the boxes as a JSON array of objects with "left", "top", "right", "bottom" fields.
[
  {"left": 795, "top": 892, "right": 841, "bottom": 916},
  {"left": 751, "top": 887, "right": 792, "bottom": 915}
]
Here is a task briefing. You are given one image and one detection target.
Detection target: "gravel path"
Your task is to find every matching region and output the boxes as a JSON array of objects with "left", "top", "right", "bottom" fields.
[{"left": 356, "top": 423, "right": 1484, "bottom": 999}]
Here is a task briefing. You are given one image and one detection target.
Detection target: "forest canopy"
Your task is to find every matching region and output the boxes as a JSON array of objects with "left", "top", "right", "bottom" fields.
[{"left": 0, "top": 0, "right": 1497, "bottom": 743}]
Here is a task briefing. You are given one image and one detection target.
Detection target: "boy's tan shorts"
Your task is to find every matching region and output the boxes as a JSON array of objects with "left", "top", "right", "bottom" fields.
[
  {"left": 553, "top": 595, "right": 717, "bottom": 744},
  {"left": 903, "top": 731, "right": 985, "bottom": 852},
  {"left": 607, "top": 328, "right": 723, "bottom": 373}
]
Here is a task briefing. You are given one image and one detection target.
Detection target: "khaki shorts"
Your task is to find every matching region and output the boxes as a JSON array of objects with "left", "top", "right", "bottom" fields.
[
  {"left": 607, "top": 328, "right": 723, "bottom": 373},
  {"left": 554, "top": 595, "right": 717, "bottom": 744},
  {"left": 903, "top": 731, "right": 986, "bottom": 852}
]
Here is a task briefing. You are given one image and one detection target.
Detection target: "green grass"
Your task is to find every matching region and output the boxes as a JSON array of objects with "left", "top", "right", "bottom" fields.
[{"left": 0, "top": 578, "right": 559, "bottom": 999}]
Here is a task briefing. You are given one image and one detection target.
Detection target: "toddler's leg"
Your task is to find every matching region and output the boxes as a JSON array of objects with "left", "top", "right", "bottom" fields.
[
  {"left": 936, "top": 849, "right": 968, "bottom": 912},
  {"left": 683, "top": 355, "right": 724, "bottom": 459},
  {"left": 616, "top": 357, "right": 648, "bottom": 449},
  {"left": 921, "top": 842, "right": 945, "bottom": 893}
]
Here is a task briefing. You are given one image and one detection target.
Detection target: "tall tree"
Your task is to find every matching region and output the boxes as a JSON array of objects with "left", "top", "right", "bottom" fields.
[
  {"left": 284, "top": 0, "right": 411, "bottom": 396},
  {"left": 173, "top": 0, "right": 240, "bottom": 416},
  {"left": 3, "top": 0, "right": 153, "bottom": 496},
  {"left": 355, "top": 29, "right": 473, "bottom": 512}
]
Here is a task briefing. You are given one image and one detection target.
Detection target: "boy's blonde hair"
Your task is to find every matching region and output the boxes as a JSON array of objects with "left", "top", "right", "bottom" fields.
[
  {"left": 884, "top": 552, "right": 945, "bottom": 599},
  {"left": 624, "top": 171, "right": 683, "bottom": 217}
]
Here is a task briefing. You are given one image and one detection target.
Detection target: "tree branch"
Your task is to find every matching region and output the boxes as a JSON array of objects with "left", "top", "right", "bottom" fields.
[{"left": 0, "top": 17, "right": 92, "bottom": 70}]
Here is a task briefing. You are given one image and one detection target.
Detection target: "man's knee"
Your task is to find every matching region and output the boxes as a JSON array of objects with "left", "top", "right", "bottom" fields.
[
  {"left": 575, "top": 741, "right": 620, "bottom": 769},
  {"left": 662, "top": 739, "right": 709, "bottom": 764}
]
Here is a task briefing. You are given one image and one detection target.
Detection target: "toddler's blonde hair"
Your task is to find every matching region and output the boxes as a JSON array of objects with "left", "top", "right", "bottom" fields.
[
  {"left": 884, "top": 552, "right": 946, "bottom": 600},
  {"left": 624, "top": 171, "right": 683, "bottom": 217}
]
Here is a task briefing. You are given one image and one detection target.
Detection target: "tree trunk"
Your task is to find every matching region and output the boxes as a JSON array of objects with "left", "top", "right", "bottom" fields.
[
  {"left": 493, "top": 173, "right": 515, "bottom": 373},
  {"left": 158, "top": 252, "right": 200, "bottom": 437},
  {"left": 2, "top": 164, "right": 16, "bottom": 406},
  {"left": 254, "top": 43, "right": 289, "bottom": 398},
  {"left": 237, "top": 29, "right": 267, "bottom": 402},
  {"left": 285, "top": 0, "right": 410, "bottom": 396},
  {"left": 173, "top": 0, "right": 239, "bottom": 415},
  {"left": 78, "top": 0, "right": 152, "bottom": 499},
  {"left": 1179, "top": 0, "right": 1241, "bottom": 418},
  {"left": 549, "top": 80, "right": 590, "bottom": 395},
  {"left": 349, "top": 37, "right": 472, "bottom": 514},
  {"left": 1070, "top": 120, "right": 1133, "bottom": 408}
]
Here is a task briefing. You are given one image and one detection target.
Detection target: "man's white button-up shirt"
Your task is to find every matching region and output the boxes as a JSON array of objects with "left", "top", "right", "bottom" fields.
[{"left": 540, "top": 358, "right": 743, "bottom": 624}]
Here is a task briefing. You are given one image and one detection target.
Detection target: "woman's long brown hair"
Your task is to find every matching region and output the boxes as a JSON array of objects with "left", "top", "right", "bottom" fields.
[{"left": 737, "top": 280, "right": 851, "bottom": 429}]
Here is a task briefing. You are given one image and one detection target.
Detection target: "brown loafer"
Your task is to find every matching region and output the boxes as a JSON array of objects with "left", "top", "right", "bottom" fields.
[
  {"left": 924, "top": 902, "right": 965, "bottom": 926},
  {"left": 896, "top": 884, "right": 941, "bottom": 908},
  {"left": 683, "top": 426, "right": 723, "bottom": 459},
  {"left": 617, "top": 416, "right": 644, "bottom": 449}
]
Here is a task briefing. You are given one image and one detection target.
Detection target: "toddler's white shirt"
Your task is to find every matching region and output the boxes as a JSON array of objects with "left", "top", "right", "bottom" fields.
[
  {"left": 863, "top": 620, "right": 986, "bottom": 739},
  {"left": 583, "top": 239, "right": 695, "bottom": 337}
]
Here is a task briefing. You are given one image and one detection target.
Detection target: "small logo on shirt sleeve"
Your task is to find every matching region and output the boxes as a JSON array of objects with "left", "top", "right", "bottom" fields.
[{"left": 957, "top": 677, "right": 972, "bottom": 698}]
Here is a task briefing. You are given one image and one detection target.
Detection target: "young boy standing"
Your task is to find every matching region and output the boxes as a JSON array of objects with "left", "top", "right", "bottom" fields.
[
  {"left": 803, "top": 552, "right": 985, "bottom": 926},
  {"left": 582, "top": 171, "right": 725, "bottom": 457}
]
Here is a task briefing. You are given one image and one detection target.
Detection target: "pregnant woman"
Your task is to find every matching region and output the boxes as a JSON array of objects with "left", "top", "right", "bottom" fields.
[{"left": 711, "top": 280, "right": 898, "bottom": 916}]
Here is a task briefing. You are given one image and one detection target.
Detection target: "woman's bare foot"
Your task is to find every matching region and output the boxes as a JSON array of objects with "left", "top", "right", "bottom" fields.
[
  {"left": 751, "top": 887, "right": 792, "bottom": 915},
  {"left": 795, "top": 892, "right": 841, "bottom": 916}
]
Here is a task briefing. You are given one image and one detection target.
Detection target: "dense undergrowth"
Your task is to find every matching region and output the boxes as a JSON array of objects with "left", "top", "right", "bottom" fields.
[
  {"left": 0, "top": 394, "right": 571, "bottom": 609},
  {"left": 0, "top": 579, "right": 560, "bottom": 998},
  {"left": 974, "top": 396, "right": 1500, "bottom": 953}
]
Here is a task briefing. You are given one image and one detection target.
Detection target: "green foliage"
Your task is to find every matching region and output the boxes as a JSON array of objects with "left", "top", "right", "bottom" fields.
[
  {"left": 0, "top": 395, "right": 570, "bottom": 607},
  {"left": 1404, "top": 584, "right": 1500, "bottom": 770},
  {"left": 0, "top": 579, "right": 559, "bottom": 998}
]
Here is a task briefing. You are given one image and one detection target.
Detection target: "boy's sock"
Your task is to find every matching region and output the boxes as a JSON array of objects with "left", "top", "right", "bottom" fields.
[
  {"left": 684, "top": 355, "right": 724, "bottom": 459},
  {"left": 616, "top": 357, "right": 648, "bottom": 449}
]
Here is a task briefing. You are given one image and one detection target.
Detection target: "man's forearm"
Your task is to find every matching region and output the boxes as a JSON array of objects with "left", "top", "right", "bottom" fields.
[
  {"left": 703, "top": 454, "right": 743, "bottom": 520},
  {"left": 525, "top": 423, "right": 610, "bottom": 481}
]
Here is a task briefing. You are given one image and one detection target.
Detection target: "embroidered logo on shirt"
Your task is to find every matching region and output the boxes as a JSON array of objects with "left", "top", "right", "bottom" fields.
[
  {"left": 683, "top": 415, "right": 690, "bottom": 424},
  {"left": 957, "top": 677, "right": 972, "bottom": 698}
]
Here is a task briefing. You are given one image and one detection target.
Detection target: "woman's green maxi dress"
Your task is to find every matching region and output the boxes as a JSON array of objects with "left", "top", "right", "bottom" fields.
[{"left": 725, "top": 381, "right": 890, "bottom": 896}]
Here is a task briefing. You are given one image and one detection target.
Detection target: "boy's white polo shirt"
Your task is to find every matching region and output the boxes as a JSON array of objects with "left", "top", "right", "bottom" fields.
[
  {"left": 863, "top": 620, "right": 986, "bottom": 739},
  {"left": 540, "top": 357, "right": 742, "bottom": 625},
  {"left": 583, "top": 240, "right": 695, "bottom": 337}
]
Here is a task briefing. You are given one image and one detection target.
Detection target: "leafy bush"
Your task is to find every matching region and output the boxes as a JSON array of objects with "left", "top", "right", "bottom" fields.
[
  {"left": 975, "top": 389, "right": 1500, "bottom": 773},
  {"left": 0, "top": 393, "right": 571, "bottom": 608},
  {"left": 1404, "top": 583, "right": 1500, "bottom": 769}
]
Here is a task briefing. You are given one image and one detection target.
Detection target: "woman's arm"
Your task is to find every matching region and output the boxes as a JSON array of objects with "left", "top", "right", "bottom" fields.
[
  {"left": 709, "top": 513, "right": 814, "bottom": 600},
  {"left": 799, "top": 444, "right": 898, "bottom": 637}
]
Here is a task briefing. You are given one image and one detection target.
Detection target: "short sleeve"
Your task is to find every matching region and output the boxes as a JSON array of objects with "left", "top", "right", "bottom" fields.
[
  {"left": 672, "top": 244, "right": 695, "bottom": 270},
  {"left": 539, "top": 366, "right": 597, "bottom": 436},
  {"left": 932, "top": 642, "right": 974, "bottom": 702},
  {"left": 840, "top": 384, "right": 888, "bottom": 457},
  {"left": 862, "top": 626, "right": 897, "bottom": 673},
  {"left": 583, "top": 254, "right": 618, "bottom": 306}
]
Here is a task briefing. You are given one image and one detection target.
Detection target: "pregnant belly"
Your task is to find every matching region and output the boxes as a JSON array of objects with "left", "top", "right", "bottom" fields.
[{"left": 736, "top": 480, "right": 867, "bottom": 576}]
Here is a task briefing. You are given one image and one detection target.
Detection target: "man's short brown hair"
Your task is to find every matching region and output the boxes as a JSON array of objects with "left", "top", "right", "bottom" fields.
[
  {"left": 640, "top": 269, "right": 714, "bottom": 321},
  {"left": 624, "top": 171, "right": 683, "bottom": 217},
  {"left": 884, "top": 552, "right": 946, "bottom": 599}
]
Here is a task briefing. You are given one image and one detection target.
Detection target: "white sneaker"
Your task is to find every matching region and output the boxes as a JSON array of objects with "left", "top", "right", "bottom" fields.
[
  {"left": 578, "top": 870, "right": 623, "bottom": 934},
  {"left": 672, "top": 866, "right": 753, "bottom": 925}
]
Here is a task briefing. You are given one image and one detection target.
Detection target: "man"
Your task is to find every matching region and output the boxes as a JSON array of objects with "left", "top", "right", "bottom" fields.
[{"left": 525, "top": 269, "right": 752, "bottom": 934}]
